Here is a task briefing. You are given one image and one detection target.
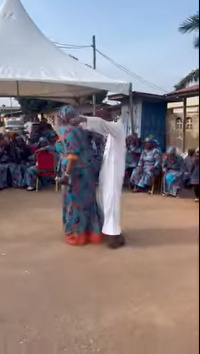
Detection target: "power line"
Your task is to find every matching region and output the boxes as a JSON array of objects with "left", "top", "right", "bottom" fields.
[
  {"left": 53, "top": 40, "right": 168, "bottom": 93},
  {"left": 96, "top": 49, "right": 168, "bottom": 93},
  {"left": 54, "top": 41, "right": 91, "bottom": 49}
]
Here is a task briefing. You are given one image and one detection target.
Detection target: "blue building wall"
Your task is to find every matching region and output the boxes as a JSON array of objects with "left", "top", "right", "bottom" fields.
[{"left": 141, "top": 101, "right": 167, "bottom": 151}]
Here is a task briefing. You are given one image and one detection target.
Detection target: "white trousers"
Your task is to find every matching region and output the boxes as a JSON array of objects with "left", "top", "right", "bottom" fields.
[{"left": 96, "top": 172, "right": 123, "bottom": 236}]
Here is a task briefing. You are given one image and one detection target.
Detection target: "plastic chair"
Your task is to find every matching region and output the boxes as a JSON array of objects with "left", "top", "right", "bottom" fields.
[{"left": 35, "top": 150, "right": 58, "bottom": 192}]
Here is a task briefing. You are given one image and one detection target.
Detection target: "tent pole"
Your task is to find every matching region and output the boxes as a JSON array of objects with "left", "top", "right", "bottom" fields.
[
  {"left": 129, "top": 82, "right": 134, "bottom": 133},
  {"left": 92, "top": 35, "right": 96, "bottom": 116},
  {"left": 16, "top": 81, "right": 20, "bottom": 96},
  {"left": 182, "top": 97, "right": 186, "bottom": 152}
]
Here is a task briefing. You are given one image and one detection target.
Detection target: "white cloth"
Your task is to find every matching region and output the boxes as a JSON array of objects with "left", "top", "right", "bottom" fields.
[
  {"left": 0, "top": 0, "right": 130, "bottom": 99},
  {"left": 85, "top": 117, "right": 126, "bottom": 236}
]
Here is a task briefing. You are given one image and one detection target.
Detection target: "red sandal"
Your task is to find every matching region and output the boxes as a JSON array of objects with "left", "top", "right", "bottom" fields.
[
  {"left": 66, "top": 234, "right": 89, "bottom": 246},
  {"left": 88, "top": 233, "right": 102, "bottom": 244}
]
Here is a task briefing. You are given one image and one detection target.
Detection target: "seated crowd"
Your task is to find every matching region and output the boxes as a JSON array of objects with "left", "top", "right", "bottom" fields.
[
  {"left": 0, "top": 121, "right": 58, "bottom": 192},
  {"left": 125, "top": 134, "right": 199, "bottom": 201},
  {"left": 1, "top": 126, "right": 199, "bottom": 202}
]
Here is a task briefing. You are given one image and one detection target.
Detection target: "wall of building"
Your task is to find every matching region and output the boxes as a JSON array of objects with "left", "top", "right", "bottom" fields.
[
  {"left": 141, "top": 101, "right": 167, "bottom": 151},
  {"left": 120, "top": 98, "right": 167, "bottom": 149},
  {"left": 120, "top": 99, "right": 142, "bottom": 137},
  {"left": 166, "top": 96, "right": 199, "bottom": 151}
]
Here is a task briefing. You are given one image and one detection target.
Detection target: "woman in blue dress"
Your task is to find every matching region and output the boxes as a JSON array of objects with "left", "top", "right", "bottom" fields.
[
  {"left": 131, "top": 138, "right": 161, "bottom": 192},
  {"left": 162, "top": 147, "right": 184, "bottom": 197},
  {"left": 0, "top": 134, "right": 9, "bottom": 190},
  {"left": 126, "top": 134, "right": 142, "bottom": 177},
  {"left": 56, "top": 106, "right": 102, "bottom": 246},
  {"left": 190, "top": 148, "right": 199, "bottom": 202}
]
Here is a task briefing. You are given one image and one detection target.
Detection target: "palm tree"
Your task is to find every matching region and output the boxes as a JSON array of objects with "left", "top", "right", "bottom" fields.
[
  {"left": 179, "top": 12, "right": 199, "bottom": 48},
  {"left": 175, "top": 12, "right": 199, "bottom": 90}
]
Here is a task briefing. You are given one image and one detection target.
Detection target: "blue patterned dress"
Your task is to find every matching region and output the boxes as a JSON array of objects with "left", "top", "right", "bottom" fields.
[
  {"left": 131, "top": 148, "right": 161, "bottom": 188},
  {"left": 57, "top": 125, "right": 102, "bottom": 238},
  {"left": 162, "top": 155, "right": 184, "bottom": 196},
  {"left": 190, "top": 156, "right": 199, "bottom": 186},
  {"left": 0, "top": 147, "right": 9, "bottom": 190}
]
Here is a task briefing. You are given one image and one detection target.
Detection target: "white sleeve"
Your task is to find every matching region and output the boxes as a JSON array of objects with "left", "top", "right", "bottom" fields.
[{"left": 84, "top": 116, "right": 121, "bottom": 139}]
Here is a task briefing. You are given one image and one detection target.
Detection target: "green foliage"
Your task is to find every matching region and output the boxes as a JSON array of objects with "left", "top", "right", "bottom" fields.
[
  {"left": 175, "top": 69, "right": 199, "bottom": 90},
  {"left": 179, "top": 12, "right": 199, "bottom": 35},
  {"left": 175, "top": 12, "right": 199, "bottom": 89}
]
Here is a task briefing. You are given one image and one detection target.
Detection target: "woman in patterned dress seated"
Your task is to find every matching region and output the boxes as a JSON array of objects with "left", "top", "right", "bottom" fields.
[
  {"left": 130, "top": 138, "right": 161, "bottom": 192},
  {"left": 162, "top": 147, "right": 184, "bottom": 197}
]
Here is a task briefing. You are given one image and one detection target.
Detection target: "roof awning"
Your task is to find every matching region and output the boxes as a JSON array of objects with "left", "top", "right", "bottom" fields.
[{"left": 0, "top": 0, "right": 130, "bottom": 102}]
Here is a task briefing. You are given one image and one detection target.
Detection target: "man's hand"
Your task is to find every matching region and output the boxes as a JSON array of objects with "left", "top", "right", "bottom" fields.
[{"left": 70, "top": 116, "right": 87, "bottom": 126}]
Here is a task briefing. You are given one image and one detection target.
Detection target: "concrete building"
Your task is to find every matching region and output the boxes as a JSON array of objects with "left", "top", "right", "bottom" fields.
[{"left": 166, "top": 85, "right": 199, "bottom": 152}]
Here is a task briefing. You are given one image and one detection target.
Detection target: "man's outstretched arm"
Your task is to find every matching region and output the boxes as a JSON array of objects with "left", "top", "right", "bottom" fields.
[{"left": 78, "top": 116, "right": 121, "bottom": 139}]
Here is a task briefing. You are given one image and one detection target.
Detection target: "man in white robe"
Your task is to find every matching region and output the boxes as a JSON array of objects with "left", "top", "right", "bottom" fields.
[{"left": 77, "top": 109, "right": 126, "bottom": 249}]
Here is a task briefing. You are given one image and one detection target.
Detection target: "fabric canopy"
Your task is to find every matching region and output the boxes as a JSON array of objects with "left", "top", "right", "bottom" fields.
[{"left": 0, "top": 0, "right": 129, "bottom": 102}]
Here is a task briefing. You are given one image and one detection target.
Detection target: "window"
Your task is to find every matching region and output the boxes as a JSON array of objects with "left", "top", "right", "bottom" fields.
[
  {"left": 186, "top": 117, "right": 193, "bottom": 130},
  {"left": 176, "top": 117, "right": 183, "bottom": 130}
]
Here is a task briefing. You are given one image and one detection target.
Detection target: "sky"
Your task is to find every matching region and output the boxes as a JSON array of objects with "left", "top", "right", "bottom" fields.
[{"left": 0, "top": 0, "right": 199, "bottom": 96}]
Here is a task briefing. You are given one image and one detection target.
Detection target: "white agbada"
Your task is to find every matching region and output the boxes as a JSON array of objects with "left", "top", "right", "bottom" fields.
[{"left": 85, "top": 117, "right": 126, "bottom": 236}]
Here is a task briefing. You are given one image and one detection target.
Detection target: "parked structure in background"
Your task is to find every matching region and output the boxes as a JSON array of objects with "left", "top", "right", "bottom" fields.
[
  {"left": 166, "top": 85, "right": 199, "bottom": 152},
  {"left": 109, "top": 91, "right": 167, "bottom": 151},
  {"left": 0, "top": 97, "right": 22, "bottom": 119}
]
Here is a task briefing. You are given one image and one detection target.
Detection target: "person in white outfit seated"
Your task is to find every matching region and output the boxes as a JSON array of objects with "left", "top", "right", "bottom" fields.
[{"left": 71, "top": 108, "right": 126, "bottom": 249}]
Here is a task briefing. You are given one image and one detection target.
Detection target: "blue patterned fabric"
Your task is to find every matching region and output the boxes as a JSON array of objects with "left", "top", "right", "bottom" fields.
[
  {"left": 58, "top": 125, "right": 102, "bottom": 236},
  {"left": 131, "top": 148, "right": 161, "bottom": 188},
  {"left": 162, "top": 153, "right": 184, "bottom": 196}
]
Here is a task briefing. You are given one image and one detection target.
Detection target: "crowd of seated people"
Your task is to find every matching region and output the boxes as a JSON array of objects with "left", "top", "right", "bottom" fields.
[
  {"left": 0, "top": 121, "right": 59, "bottom": 192},
  {"left": 0, "top": 133, "right": 32, "bottom": 190},
  {"left": 0, "top": 120, "right": 106, "bottom": 192},
  {"left": 125, "top": 135, "right": 199, "bottom": 201},
  {"left": 1, "top": 126, "right": 199, "bottom": 202}
]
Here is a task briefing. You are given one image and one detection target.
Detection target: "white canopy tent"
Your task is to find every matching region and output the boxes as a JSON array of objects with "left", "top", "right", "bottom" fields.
[{"left": 0, "top": 0, "right": 130, "bottom": 103}]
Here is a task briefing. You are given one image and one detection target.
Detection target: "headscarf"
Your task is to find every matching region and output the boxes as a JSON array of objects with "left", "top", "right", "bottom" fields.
[
  {"left": 153, "top": 139, "right": 160, "bottom": 149},
  {"left": 38, "top": 137, "right": 49, "bottom": 147},
  {"left": 166, "top": 147, "right": 176, "bottom": 155},
  {"left": 58, "top": 106, "right": 76, "bottom": 125},
  {"left": 144, "top": 137, "right": 153, "bottom": 144},
  {"left": 145, "top": 134, "right": 154, "bottom": 140}
]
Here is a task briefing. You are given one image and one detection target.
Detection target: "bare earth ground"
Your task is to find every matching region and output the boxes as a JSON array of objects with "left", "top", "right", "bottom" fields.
[{"left": 0, "top": 189, "right": 199, "bottom": 354}]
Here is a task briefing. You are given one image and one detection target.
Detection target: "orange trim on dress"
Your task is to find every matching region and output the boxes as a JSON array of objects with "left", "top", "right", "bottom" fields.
[{"left": 63, "top": 154, "right": 78, "bottom": 160}]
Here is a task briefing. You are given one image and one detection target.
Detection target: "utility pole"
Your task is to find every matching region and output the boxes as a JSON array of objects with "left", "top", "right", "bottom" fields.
[
  {"left": 92, "top": 35, "right": 96, "bottom": 115},
  {"left": 129, "top": 82, "right": 134, "bottom": 133}
]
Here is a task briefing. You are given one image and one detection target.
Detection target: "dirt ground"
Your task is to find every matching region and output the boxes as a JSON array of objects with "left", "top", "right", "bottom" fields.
[{"left": 0, "top": 189, "right": 199, "bottom": 354}]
